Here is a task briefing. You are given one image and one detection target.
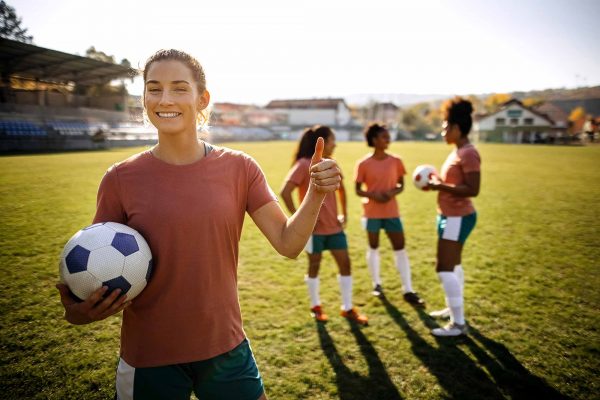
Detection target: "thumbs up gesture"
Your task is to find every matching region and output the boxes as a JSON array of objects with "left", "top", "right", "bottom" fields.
[{"left": 309, "top": 137, "right": 341, "bottom": 194}]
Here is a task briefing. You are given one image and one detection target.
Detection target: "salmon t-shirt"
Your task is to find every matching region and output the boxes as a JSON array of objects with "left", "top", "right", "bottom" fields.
[
  {"left": 284, "top": 158, "right": 342, "bottom": 235},
  {"left": 437, "top": 144, "right": 481, "bottom": 216},
  {"left": 93, "top": 145, "right": 277, "bottom": 368},
  {"left": 354, "top": 154, "right": 406, "bottom": 218}
]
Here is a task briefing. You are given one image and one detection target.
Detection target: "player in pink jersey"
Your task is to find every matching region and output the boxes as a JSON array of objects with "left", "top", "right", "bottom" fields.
[
  {"left": 281, "top": 126, "right": 368, "bottom": 325},
  {"left": 56, "top": 49, "right": 342, "bottom": 400},
  {"left": 354, "top": 123, "right": 425, "bottom": 306},
  {"left": 427, "top": 97, "right": 481, "bottom": 337}
]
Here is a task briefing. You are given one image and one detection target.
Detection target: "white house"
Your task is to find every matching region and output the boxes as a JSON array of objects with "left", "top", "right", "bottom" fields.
[
  {"left": 265, "top": 98, "right": 352, "bottom": 127},
  {"left": 474, "top": 99, "right": 557, "bottom": 143}
]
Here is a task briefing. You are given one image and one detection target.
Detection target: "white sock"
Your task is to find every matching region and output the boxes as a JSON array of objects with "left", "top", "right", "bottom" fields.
[
  {"left": 394, "top": 249, "right": 413, "bottom": 293},
  {"left": 438, "top": 272, "right": 464, "bottom": 325},
  {"left": 455, "top": 264, "right": 464, "bottom": 291},
  {"left": 338, "top": 275, "right": 353, "bottom": 311},
  {"left": 305, "top": 276, "right": 320, "bottom": 308},
  {"left": 366, "top": 247, "right": 381, "bottom": 286}
]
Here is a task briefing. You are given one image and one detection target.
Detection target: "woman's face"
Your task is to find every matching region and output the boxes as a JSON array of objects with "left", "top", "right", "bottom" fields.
[
  {"left": 441, "top": 120, "right": 460, "bottom": 144},
  {"left": 323, "top": 132, "right": 336, "bottom": 157},
  {"left": 144, "top": 60, "right": 209, "bottom": 135},
  {"left": 372, "top": 129, "right": 391, "bottom": 150}
]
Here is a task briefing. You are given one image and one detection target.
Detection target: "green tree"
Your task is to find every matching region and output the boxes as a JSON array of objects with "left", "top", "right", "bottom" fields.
[
  {"left": 0, "top": 1, "right": 33, "bottom": 43},
  {"left": 484, "top": 93, "right": 511, "bottom": 113},
  {"left": 85, "top": 46, "right": 116, "bottom": 63}
]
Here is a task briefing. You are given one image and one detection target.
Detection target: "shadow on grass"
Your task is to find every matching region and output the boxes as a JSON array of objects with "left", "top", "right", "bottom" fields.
[
  {"left": 381, "top": 297, "right": 569, "bottom": 400},
  {"left": 316, "top": 321, "right": 402, "bottom": 400}
]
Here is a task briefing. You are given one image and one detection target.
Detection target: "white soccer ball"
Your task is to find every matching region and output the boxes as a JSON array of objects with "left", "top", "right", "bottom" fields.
[
  {"left": 412, "top": 164, "right": 438, "bottom": 191},
  {"left": 59, "top": 222, "right": 153, "bottom": 301}
]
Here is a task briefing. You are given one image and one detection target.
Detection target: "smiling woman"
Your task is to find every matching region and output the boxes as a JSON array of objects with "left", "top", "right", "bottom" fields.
[{"left": 55, "top": 49, "right": 343, "bottom": 400}]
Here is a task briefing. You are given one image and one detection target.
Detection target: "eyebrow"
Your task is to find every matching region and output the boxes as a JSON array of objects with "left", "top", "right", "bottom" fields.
[{"left": 145, "top": 80, "right": 191, "bottom": 85}]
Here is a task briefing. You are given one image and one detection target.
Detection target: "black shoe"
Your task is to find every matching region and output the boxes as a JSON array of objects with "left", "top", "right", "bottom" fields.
[
  {"left": 372, "top": 284, "right": 384, "bottom": 298},
  {"left": 403, "top": 292, "right": 425, "bottom": 307}
]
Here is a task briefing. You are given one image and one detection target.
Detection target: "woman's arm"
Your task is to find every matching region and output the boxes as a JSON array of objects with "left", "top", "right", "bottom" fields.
[
  {"left": 279, "top": 180, "right": 298, "bottom": 215},
  {"left": 428, "top": 172, "right": 480, "bottom": 197},
  {"left": 385, "top": 177, "right": 404, "bottom": 198},
  {"left": 251, "top": 138, "right": 341, "bottom": 258},
  {"left": 355, "top": 181, "right": 389, "bottom": 203},
  {"left": 338, "top": 180, "right": 348, "bottom": 225}
]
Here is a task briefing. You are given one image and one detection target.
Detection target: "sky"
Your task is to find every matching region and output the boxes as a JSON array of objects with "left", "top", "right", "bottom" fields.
[{"left": 9, "top": 0, "right": 600, "bottom": 105}]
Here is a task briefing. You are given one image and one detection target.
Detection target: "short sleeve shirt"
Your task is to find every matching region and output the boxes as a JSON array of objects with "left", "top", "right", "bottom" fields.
[
  {"left": 93, "top": 145, "right": 277, "bottom": 368},
  {"left": 354, "top": 154, "right": 406, "bottom": 218},
  {"left": 437, "top": 144, "right": 481, "bottom": 216}
]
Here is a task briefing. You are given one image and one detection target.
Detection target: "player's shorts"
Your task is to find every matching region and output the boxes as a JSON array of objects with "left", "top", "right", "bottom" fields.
[
  {"left": 115, "top": 338, "right": 264, "bottom": 400},
  {"left": 305, "top": 231, "right": 348, "bottom": 254},
  {"left": 361, "top": 217, "right": 404, "bottom": 233},
  {"left": 437, "top": 212, "right": 477, "bottom": 244}
]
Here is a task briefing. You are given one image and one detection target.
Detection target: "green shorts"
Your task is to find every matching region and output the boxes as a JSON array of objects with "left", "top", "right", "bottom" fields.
[
  {"left": 437, "top": 212, "right": 477, "bottom": 244},
  {"left": 362, "top": 217, "right": 404, "bottom": 233},
  {"left": 305, "top": 231, "right": 348, "bottom": 254},
  {"left": 115, "top": 338, "right": 264, "bottom": 400}
]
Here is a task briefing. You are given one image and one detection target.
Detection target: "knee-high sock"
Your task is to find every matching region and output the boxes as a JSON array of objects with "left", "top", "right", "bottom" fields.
[
  {"left": 338, "top": 275, "right": 353, "bottom": 311},
  {"left": 394, "top": 249, "right": 414, "bottom": 293},
  {"left": 438, "top": 272, "right": 464, "bottom": 325},
  {"left": 366, "top": 248, "right": 381, "bottom": 286},
  {"left": 455, "top": 264, "right": 464, "bottom": 291},
  {"left": 305, "top": 276, "right": 320, "bottom": 308}
]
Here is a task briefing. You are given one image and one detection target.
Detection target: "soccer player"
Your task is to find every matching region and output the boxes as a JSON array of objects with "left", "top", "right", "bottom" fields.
[
  {"left": 427, "top": 97, "right": 481, "bottom": 337},
  {"left": 56, "top": 49, "right": 342, "bottom": 400},
  {"left": 354, "top": 123, "right": 425, "bottom": 306},
  {"left": 280, "top": 126, "right": 368, "bottom": 325}
]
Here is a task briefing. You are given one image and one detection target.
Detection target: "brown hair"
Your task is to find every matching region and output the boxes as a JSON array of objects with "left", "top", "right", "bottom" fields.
[
  {"left": 294, "top": 125, "right": 334, "bottom": 164},
  {"left": 142, "top": 49, "right": 209, "bottom": 127},
  {"left": 441, "top": 97, "right": 473, "bottom": 136}
]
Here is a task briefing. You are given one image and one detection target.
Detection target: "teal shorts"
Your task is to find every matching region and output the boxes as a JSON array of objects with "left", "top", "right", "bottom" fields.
[
  {"left": 363, "top": 217, "right": 404, "bottom": 233},
  {"left": 437, "top": 212, "right": 477, "bottom": 244},
  {"left": 305, "top": 231, "right": 348, "bottom": 254},
  {"left": 115, "top": 338, "right": 264, "bottom": 400}
]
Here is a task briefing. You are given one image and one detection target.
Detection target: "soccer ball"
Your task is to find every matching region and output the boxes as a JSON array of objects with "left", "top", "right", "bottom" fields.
[
  {"left": 412, "top": 165, "right": 438, "bottom": 191},
  {"left": 60, "top": 222, "right": 153, "bottom": 302}
]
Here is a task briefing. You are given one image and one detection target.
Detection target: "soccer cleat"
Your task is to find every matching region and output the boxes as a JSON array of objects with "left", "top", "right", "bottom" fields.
[
  {"left": 341, "top": 307, "right": 369, "bottom": 325},
  {"left": 310, "top": 305, "right": 328, "bottom": 322},
  {"left": 403, "top": 292, "right": 426, "bottom": 307},
  {"left": 431, "top": 322, "right": 468, "bottom": 337},
  {"left": 429, "top": 307, "right": 451, "bottom": 319},
  {"left": 372, "top": 284, "right": 385, "bottom": 298}
]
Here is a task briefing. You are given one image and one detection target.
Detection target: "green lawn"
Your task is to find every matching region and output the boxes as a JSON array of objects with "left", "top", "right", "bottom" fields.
[{"left": 1, "top": 141, "right": 598, "bottom": 399}]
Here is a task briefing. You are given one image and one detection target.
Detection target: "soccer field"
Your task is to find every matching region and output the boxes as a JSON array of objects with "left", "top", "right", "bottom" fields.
[{"left": 0, "top": 141, "right": 598, "bottom": 399}]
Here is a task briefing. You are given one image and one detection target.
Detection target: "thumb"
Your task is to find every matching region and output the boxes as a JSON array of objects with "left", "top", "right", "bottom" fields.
[{"left": 310, "top": 137, "right": 324, "bottom": 167}]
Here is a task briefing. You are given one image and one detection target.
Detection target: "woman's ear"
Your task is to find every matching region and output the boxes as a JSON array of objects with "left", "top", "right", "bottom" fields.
[{"left": 198, "top": 90, "right": 211, "bottom": 110}]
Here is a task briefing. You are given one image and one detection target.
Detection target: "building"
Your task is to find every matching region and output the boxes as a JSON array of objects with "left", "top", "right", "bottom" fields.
[
  {"left": 265, "top": 98, "right": 352, "bottom": 127},
  {"left": 474, "top": 99, "right": 559, "bottom": 143}
]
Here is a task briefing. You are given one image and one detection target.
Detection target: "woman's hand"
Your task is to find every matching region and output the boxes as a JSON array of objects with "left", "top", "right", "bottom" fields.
[
  {"left": 309, "top": 138, "right": 341, "bottom": 194},
  {"left": 56, "top": 283, "right": 130, "bottom": 325}
]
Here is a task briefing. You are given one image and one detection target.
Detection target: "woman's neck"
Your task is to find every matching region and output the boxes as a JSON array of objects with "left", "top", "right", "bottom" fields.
[
  {"left": 373, "top": 148, "right": 387, "bottom": 159},
  {"left": 152, "top": 133, "right": 205, "bottom": 165},
  {"left": 456, "top": 136, "right": 471, "bottom": 149}
]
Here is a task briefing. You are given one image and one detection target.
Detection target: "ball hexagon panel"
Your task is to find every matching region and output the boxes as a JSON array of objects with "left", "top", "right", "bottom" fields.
[
  {"left": 87, "top": 246, "right": 126, "bottom": 282},
  {"left": 76, "top": 225, "right": 117, "bottom": 251},
  {"left": 112, "top": 232, "right": 139, "bottom": 256},
  {"left": 65, "top": 270, "right": 102, "bottom": 301},
  {"left": 122, "top": 251, "right": 151, "bottom": 286},
  {"left": 146, "top": 259, "right": 153, "bottom": 282},
  {"left": 105, "top": 222, "right": 138, "bottom": 235},
  {"left": 65, "top": 245, "right": 90, "bottom": 274}
]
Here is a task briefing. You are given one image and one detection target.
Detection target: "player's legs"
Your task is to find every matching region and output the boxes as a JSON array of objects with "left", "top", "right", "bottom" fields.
[
  {"left": 364, "top": 219, "right": 383, "bottom": 295},
  {"left": 305, "top": 235, "right": 326, "bottom": 321}
]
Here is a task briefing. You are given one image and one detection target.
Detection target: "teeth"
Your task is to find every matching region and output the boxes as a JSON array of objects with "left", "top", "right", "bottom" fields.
[{"left": 157, "top": 112, "right": 180, "bottom": 118}]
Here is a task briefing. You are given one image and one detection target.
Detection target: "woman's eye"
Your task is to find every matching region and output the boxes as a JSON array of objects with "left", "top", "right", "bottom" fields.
[
  {"left": 174, "top": 88, "right": 187, "bottom": 92},
  {"left": 147, "top": 88, "right": 161, "bottom": 93}
]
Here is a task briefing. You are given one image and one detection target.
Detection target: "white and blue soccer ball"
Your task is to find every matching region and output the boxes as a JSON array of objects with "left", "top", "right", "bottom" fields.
[{"left": 60, "top": 222, "right": 153, "bottom": 302}]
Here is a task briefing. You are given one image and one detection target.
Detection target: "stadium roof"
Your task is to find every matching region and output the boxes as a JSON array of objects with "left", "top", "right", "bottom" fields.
[{"left": 0, "top": 38, "right": 137, "bottom": 85}]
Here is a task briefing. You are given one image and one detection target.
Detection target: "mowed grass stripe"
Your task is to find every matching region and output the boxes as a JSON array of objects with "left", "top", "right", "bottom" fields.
[{"left": 0, "top": 142, "right": 598, "bottom": 399}]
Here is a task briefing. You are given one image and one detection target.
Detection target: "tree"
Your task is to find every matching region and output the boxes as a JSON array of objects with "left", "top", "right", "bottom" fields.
[
  {"left": 85, "top": 46, "right": 116, "bottom": 64},
  {"left": 523, "top": 97, "right": 544, "bottom": 108},
  {"left": 0, "top": 1, "right": 33, "bottom": 43},
  {"left": 484, "top": 93, "right": 511, "bottom": 113}
]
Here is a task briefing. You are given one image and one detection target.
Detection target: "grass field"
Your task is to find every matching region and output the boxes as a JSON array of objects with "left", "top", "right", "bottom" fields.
[{"left": 1, "top": 141, "right": 598, "bottom": 399}]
